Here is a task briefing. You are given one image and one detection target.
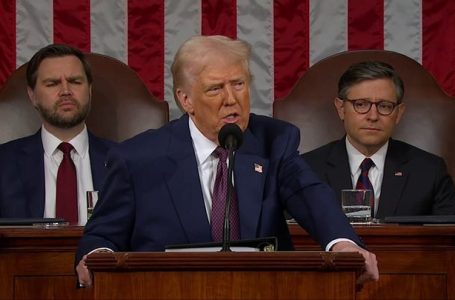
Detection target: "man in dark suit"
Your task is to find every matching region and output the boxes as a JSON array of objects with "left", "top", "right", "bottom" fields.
[
  {"left": 0, "top": 44, "right": 114, "bottom": 224},
  {"left": 303, "top": 61, "right": 455, "bottom": 219},
  {"left": 75, "top": 35, "right": 378, "bottom": 286}
]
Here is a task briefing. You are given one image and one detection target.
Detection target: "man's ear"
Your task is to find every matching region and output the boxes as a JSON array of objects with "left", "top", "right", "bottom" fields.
[
  {"left": 334, "top": 97, "right": 345, "bottom": 121},
  {"left": 395, "top": 102, "right": 406, "bottom": 125},
  {"left": 27, "top": 86, "right": 37, "bottom": 108},
  {"left": 176, "top": 88, "right": 194, "bottom": 114}
]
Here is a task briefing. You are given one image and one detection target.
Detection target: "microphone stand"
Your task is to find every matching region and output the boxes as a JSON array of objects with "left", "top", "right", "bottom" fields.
[{"left": 221, "top": 145, "right": 236, "bottom": 252}]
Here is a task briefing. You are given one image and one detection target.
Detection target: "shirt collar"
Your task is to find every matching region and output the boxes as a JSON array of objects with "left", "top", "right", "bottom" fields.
[
  {"left": 345, "top": 137, "right": 388, "bottom": 175},
  {"left": 41, "top": 124, "right": 89, "bottom": 158},
  {"left": 188, "top": 118, "right": 218, "bottom": 166}
]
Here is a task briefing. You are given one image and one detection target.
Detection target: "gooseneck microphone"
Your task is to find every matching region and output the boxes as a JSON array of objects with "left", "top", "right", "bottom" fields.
[{"left": 217, "top": 123, "right": 243, "bottom": 251}]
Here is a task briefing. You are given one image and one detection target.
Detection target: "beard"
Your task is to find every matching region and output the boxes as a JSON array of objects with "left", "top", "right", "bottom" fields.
[{"left": 36, "top": 98, "right": 90, "bottom": 129}]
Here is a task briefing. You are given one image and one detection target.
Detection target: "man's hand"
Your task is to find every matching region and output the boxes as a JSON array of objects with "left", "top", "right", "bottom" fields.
[
  {"left": 332, "top": 241, "right": 379, "bottom": 288},
  {"left": 76, "top": 254, "right": 92, "bottom": 288}
]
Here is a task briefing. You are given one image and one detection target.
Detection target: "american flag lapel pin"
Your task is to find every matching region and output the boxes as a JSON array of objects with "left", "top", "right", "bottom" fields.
[
  {"left": 254, "top": 163, "right": 263, "bottom": 173},
  {"left": 394, "top": 171, "right": 403, "bottom": 176}
]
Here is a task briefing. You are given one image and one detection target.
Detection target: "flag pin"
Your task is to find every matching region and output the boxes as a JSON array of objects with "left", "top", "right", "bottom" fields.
[
  {"left": 394, "top": 171, "right": 403, "bottom": 176},
  {"left": 254, "top": 163, "right": 263, "bottom": 173}
]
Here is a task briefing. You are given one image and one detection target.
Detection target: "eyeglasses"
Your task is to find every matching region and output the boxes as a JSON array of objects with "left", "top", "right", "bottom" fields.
[{"left": 342, "top": 98, "right": 400, "bottom": 116}]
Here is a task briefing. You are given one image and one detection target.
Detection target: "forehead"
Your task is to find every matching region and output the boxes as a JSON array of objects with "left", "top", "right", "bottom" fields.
[
  {"left": 347, "top": 78, "right": 397, "bottom": 99},
  {"left": 37, "top": 55, "right": 85, "bottom": 77}
]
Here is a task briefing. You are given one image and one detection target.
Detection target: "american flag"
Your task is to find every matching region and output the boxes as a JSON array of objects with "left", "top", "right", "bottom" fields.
[{"left": 1, "top": 0, "right": 454, "bottom": 120}]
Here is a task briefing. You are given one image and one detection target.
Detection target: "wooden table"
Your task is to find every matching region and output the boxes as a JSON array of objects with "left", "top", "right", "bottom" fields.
[
  {"left": 0, "top": 226, "right": 91, "bottom": 300},
  {"left": 290, "top": 223, "right": 455, "bottom": 300},
  {"left": 1, "top": 224, "right": 454, "bottom": 299}
]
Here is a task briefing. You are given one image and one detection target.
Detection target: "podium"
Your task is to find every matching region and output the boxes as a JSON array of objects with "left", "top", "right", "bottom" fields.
[{"left": 85, "top": 251, "right": 364, "bottom": 300}]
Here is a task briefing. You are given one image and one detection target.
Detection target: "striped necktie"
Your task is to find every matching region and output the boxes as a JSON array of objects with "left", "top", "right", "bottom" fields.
[{"left": 356, "top": 158, "right": 375, "bottom": 216}]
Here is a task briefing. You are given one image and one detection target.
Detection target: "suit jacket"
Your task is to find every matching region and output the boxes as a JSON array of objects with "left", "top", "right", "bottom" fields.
[
  {"left": 76, "top": 114, "right": 361, "bottom": 261},
  {"left": 0, "top": 130, "right": 115, "bottom": 218},
  {"left": 302, "top": 138, "right": 455, "bottom": 219}
]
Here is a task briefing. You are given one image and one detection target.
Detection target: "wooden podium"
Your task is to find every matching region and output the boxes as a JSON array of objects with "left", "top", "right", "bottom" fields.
[
  {"left": 2, "top": 224, "right": 454, "bottom": 299},
  {"left": 85, "top": 251, "right": 364, "bottom": 300}
]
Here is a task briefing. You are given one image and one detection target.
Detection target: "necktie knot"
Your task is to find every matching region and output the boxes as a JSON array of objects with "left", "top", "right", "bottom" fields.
[
  {"left": 58, "top": 142, "right": 74, "bottom": 156},
  {"left": 360, "top": 158, "right": 374, "bottom": 172},
  {"left": 214, "top": 146, "right": 228, "bottom": 162}
]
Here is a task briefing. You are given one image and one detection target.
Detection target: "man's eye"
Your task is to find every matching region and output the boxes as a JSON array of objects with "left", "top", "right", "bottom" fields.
[
  {"left": 233, "top": 81, "right": 245, "bottom": 90},
  {"left": 379, "top": 103, "right": 393, "bottom": 109},
  {"left": 355, "top": 101, "right": 368, "bottom": 108}
]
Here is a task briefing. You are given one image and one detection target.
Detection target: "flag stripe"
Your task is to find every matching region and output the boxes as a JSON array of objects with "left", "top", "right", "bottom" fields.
[
  {"left": 0, "top": 1, "right": 16, "bottom": 86},
  {"left": 202, "top": 0, "right": 237, "bottom": 38},
  {"left": 348, "top": 0, "right": 384, "bottom": 50},
  {"left": 384, "top": 0, "right": 422, "bottom": 63},
  {"left": 237, "top": 0, "right": 274, "bottom": 116},
  {"left": 309, "top": 0, "right": 347, "bottom": 65},
  {"left": 422, "top": 1, "right": 455, "bottom": 96},
  {"left": 2, "top": 1, "right": 455, "bottom": 121},
  {"left": 128, "top": 0, "right": 164, "bottom": 101},
  {"left": 53, "top": 0, "right": 91, "bottom": 52},
  {"left": 274, "top": 0, "right": 309, "bottom": 100},
  {"left": 164, "top": 0, "right": 200, "bottom": 119},
  {"left": 91, "top": 0, "right": 127, "bottom": 62},
  {"left": 16, "top": 0, "right": 53, "bottom": 67}
]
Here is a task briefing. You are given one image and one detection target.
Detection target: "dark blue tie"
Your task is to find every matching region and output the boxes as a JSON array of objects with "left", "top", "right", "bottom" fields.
[{"left": 356, "top": 158, "right": 375, "bottom": 216}]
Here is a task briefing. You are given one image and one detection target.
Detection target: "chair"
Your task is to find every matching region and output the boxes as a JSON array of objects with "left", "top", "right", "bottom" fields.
[
  {"left": 273, "top": 50, "right": 455, "bottom": 177},
  {"left": 0, "top": 53, "right": 168, "bottom": 143}
]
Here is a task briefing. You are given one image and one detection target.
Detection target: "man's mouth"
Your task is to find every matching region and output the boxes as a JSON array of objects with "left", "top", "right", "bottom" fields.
[{"left": 223, "top": 113, "right": 239, "bottom": 123}]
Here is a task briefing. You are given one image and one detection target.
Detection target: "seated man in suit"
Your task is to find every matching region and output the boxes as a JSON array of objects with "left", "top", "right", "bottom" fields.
[
  {"left": 303, "top": 61, "right": 455, "bottom": 219},
  {"left": 0, "top": 44, "right": 115, "bottom": 225},
  {"left": 75, "top": 35, "right": 378, "bottom": 287}
]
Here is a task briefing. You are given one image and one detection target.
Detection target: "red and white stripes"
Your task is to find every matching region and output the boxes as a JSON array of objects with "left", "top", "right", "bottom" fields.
[{"left": 1, "top": 0, "right": 454, "bottom": 120}]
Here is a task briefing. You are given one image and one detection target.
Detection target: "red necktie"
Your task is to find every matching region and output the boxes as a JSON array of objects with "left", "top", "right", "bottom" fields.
[
  {"left": 356, "top": 158, "right": 375, "bottom": 216},
  {"left": 211, "top": 147, "right": 240, "bottom": 242},
  {"left": 56, "top": 142, "right": 78, "bottom": 224}
]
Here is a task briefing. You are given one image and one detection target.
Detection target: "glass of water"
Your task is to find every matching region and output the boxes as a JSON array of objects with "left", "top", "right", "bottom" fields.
[
  {"left": 86, "top": 191, "right": 99, "bottom": 220},
  {"left": 341, "top": 189, "right": 374, "bottom": 224}
]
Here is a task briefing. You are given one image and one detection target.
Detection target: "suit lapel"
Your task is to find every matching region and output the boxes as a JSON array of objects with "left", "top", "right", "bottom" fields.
[
  {"left": 88, "top": 133, "right": 110, "bottom": 191},
  {"left": 376, "top": 140, "right": 408, "bottom": 218},
  {"left": 18, "top": 132, "right": 45, "bottom": 217},
  {"left": 165, "top": 115, "right": 212, "bottom": 243},
  {"left": 325, "top": 139, "right": 352, "bottom": 202},
  {"left": 235, "top": 129, "right": 268, "bottom": 239}
]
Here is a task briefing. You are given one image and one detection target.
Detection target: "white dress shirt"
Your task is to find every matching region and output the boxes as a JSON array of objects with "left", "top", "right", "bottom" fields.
[
  {"left": 189, "top": 118, "right": 221, "bottom": 222},
  {"left": 42, "top": 125, "right": 94, "bottom": 225},
  {"left": 345, "top": 138, "right": 388, "bottom": 216}
]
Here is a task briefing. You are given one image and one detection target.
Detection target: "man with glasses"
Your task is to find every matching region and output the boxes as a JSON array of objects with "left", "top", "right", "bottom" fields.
[{"left": 303, "top": 61, "right": 455, "bottom": 218}]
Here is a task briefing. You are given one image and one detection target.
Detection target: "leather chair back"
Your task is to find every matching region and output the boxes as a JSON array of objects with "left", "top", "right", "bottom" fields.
[{"left": 273, "top": 50, "right": 455, "bottom": 177}]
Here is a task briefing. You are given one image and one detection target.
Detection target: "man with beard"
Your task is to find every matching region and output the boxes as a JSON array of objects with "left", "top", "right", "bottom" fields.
[{"left": 0, "top": 44, "right": 115, "bottom": 225}]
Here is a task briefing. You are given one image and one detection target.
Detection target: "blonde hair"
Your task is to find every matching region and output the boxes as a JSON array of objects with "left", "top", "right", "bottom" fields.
[{"left": 171, "top": 35, "right": 252, "bottom": 108}]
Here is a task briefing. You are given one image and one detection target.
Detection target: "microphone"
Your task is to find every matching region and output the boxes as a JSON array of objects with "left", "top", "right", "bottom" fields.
[{"left": 217, "top": 123, "right": 243, "bottom": 251}]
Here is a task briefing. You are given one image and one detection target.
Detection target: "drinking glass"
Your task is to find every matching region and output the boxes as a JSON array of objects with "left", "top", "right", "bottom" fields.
[
  {"left": 86, "top": 191, "right": 99, "bottom": 220},
  {"left": 341, "top": 189, "right": 374, "bottom": 224}
]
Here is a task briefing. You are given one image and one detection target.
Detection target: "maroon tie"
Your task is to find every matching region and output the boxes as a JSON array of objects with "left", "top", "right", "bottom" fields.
[
  {"left": 211, "top": 147, "right": 240, "bottom": 242},
  {"left": 56, "top": 142, "right": 78, "bottom": 224}
]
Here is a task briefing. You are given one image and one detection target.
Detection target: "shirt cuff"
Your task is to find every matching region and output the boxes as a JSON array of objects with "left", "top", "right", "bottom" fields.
[
  {"left": 325, "top": 238, "right": 357, "bottom": 251},
  {"left": 86, "top": 247, "right": 114, "bottom": 256}
]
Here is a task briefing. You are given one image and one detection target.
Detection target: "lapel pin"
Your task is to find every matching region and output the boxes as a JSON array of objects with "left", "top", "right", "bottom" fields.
[
  {"left": 254, "top": 163, "right": 263, "bottom": 173},
  {"left": 394, "top": 171, "right": 403, "bottom": 176}
]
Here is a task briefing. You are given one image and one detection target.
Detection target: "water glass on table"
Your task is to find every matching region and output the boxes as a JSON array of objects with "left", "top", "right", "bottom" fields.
[
  {"left": 86, "top": 191, "right": 99, "bottom": 220},
  {"left": 341, "top": 189, "right": 374, "bottom": 224}
]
